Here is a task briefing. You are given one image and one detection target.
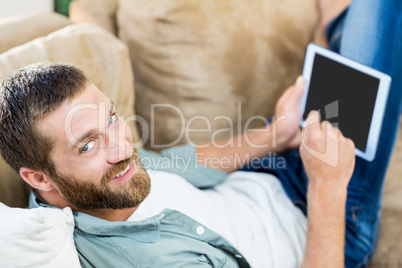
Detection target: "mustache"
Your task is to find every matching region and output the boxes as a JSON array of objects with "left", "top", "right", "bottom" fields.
[{"left": 102, "top": 153, "right": 136, "bottom": 183}]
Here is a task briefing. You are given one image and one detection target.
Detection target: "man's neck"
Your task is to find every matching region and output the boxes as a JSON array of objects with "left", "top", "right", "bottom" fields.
[{"left": 76, "top": 206, "right": 138, "bottom": 222}]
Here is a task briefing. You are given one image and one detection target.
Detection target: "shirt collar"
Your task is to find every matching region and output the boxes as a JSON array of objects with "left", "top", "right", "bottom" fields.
[
  {"left": 30, "top": 192, "right": 161, "bottom": 243},
  {"left": 73, "top": 212, "right": 161, "bottom": 243}
]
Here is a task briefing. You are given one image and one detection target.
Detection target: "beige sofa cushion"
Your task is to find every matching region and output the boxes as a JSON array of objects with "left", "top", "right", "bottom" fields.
[
  {"left": 0, "top": 159, "right": 30, "bottom": 208},
  {"left": 70, "top": 0, "right": 118, "bottom": 35},
  {"left": 0, "top": 24, "right": 139, "bottom": 207},
  {"left": 0, "top": 11, "right": 71, "bottom": 54},
  {"left": 370, "top": 209, "right": 402, "bottom": 267},
  {"left": 369, "top": 122, "right": 402, "bottom": 267},
  {"left": 0, "top": 11, "right": 70, "bottom": 207},
  {"left": 117, "top": 0, "right": 318, "bottom": 150}
]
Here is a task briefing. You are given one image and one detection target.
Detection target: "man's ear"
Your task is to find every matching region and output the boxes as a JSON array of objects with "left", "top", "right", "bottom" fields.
[{"left": 19, "top": 167, "right": 55, "bottom": 192}]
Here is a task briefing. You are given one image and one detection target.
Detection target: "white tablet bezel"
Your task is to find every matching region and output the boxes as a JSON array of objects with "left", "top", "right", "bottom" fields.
[{"left": 300, "top": 43, "right": 391, "bottom": 162}]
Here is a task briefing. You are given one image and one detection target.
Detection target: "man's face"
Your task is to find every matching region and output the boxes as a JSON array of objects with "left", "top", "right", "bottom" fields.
[{"left": 39, "top": 83, "right": 150, "bottom": 210}]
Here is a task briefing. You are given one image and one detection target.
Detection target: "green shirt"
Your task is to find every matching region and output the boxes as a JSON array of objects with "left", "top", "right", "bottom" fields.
[
  {"left": 31, "top": 144, "right": 251, "bottom": 267},
  {"left": 73, "top": 209, "right": 249, "bottom": 267}
]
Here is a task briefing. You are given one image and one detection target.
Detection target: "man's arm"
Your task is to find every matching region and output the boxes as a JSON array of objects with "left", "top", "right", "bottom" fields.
[
  {"left": 196, "top": 74, "right": 355, "bottom": 266},
  {"left": 300, "top": 111, "right": 355, "bottom": 267},
  {"left": 196, "top": 76, "right": 306, "bottom": 173}
]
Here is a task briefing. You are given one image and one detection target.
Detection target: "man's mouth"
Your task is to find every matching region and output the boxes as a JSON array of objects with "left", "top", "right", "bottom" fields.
[
  {"left": 111, "top": 161, "right": 136, "bottom": 183},
  {"left": 115, "top": 164, "right": 130, "bottom": 178}
]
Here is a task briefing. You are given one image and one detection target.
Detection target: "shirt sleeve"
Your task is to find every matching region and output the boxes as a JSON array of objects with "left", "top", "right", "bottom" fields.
[{"left": 137, "top": 144, "right": 227, "bottom": 188}]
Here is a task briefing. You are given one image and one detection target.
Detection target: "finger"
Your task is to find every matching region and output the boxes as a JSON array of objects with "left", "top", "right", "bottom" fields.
[
  {"left": 345, "top": 138, "right": 355, "bottom": 150},
  {"left": 321, "top": 120, "right": 333, "bottom": 131},
  {"left": 332, "top": 125, "right": 344, "bottom": 138},
  {"left": 287, "top": 76, "right": 306, "bottom": 104},
  {"left": 322, "top": 122, "right": 340, "bottom": 144},
  {"left": 296, "top": 76, "right": 305, "bottom": 90},
  {"left": 304, "top": 110, "right": 320, "bottom": 130},
  {"left": 332, "top": 125, "right": 341, "bottom": 135},
  {"left": 294, "top": 76, "right": 306, "bottom": 100}
]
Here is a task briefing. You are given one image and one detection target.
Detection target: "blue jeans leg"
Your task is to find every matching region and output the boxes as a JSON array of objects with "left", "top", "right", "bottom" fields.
[
  {"left": 337, "top": 1, "right": 402, "bottom": 267},
  {"left": 243, "top": 0, "right": 402, "bottom": 267}
]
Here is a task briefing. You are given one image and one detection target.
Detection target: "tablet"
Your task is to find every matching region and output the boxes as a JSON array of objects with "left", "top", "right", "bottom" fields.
[{"left": 300, "top": 43, "right": 391, "bottom": 162}]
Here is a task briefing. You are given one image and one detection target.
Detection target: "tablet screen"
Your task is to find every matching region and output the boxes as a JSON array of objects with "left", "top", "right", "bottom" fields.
[{"left": 302, "top": 54, "right": 380, "bottom": 151}]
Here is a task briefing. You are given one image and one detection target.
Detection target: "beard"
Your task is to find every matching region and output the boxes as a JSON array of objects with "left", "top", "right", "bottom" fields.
[{"left": 49, "top": 152, "right": 151, "bottom": 210}]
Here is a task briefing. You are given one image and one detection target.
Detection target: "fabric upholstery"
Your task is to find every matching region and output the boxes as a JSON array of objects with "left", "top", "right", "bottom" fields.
[
  {"left": 69, "top": 0, "right": 118, "bottom": 35},
  {"left": 370, "top": 209, "right": 402, "bottom": 267},
  {"left": 0, "top": 11, "right": 70, "bottom": 54},
  {"left": 0, "top": 159, "right": 29, "bottom": 208},
  {"left": 369, "top": 122, "right": 402, "bottom": 267},
  {"left": 0, "top": 11, "right": 71, "bottom": 207},
  {"left": 0, "top": 23, "right": 139, "bottom": 207},
  {"left": 1, "top": 2, "right": 401, "bottom": 266},
  {"left": 117, "top": 0, "right": 319, "bottom": 150}
]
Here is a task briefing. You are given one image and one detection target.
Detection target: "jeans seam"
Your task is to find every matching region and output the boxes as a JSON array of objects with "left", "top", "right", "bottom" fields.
[
  {"left": 357, "top": 209, "right": 382, "bottom": 267},
  {"left": 347, "top": 205, "right": 362, "bottom": 240},
  {"left": 329, "top": 32, "right": 342, "bottom": 47}
]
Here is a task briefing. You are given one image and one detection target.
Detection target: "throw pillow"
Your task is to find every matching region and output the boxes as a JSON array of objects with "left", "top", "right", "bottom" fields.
[{"left": 0, "top": 203, "right": 80, "bottom": 267}]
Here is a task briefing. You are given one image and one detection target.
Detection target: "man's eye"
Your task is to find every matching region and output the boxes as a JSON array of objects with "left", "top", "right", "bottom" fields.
[
  {"left": 81, "top": 140, "right": 96, "bottom": 153},
  {"left": 109, "top": 113, "right": 117, "bottom": 126}
]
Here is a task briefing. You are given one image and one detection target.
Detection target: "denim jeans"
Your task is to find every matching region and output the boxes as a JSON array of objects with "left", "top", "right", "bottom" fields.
[{"left": 243, "top": 0, "right": 402, "bottom": 267}]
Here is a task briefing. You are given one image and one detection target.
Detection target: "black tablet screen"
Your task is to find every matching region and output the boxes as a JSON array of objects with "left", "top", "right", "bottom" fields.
[{"left": 302, "top": 54, "right": 380, "bottom": 151}]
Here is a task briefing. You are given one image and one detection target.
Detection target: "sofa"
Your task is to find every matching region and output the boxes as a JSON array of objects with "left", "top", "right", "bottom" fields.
[{"left": 0, "top": 0, "right": 401, "bottom": 267}]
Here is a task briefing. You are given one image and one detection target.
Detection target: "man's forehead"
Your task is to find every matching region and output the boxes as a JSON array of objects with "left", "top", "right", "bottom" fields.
[
  {"left": 41, "top": 84, "right": 110, "bottom": 120},
  {"left": 65, "top": 83, "right": 111, "bottom": 108},
  {"left": 38, "top": 84, "right": 113, "bottom": 147}
]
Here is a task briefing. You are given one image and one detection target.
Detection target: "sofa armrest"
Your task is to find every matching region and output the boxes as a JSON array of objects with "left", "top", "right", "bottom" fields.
[{"left": 0, "top": 11, "right": 70, "bottom": 54}]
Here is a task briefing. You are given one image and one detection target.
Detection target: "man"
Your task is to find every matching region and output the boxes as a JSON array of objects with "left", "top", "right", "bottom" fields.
[
  {"left": 0, "top": 61, "right": 355, "bottom": 267},
  {"left": 0, "top": 1, "right": 401, "bottom": 268}
]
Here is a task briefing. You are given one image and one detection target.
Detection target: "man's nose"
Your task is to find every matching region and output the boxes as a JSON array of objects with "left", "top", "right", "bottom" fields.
[{"left": 106, "top": 127, "right": 133, "bottom": 164}]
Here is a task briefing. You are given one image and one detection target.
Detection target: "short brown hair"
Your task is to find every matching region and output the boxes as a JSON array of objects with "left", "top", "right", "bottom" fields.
[{"left": 0, "top": 62, "right": 89, "bottom": 177}]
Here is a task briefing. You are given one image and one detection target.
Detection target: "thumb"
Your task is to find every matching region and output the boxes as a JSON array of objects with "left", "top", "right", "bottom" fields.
[
  {"left": 295, "top": 76, "right": 305, "bottom": 98},
  {"left": 287, "top": 76, "right": 305, "bottom": 106}
]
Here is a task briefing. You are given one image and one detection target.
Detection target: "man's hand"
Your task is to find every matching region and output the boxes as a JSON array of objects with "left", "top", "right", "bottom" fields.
[
  {"left": 300, "top": 111, "right": 356, "bottom": 268},
  {"left": 272, "top": 76, "right": 305, "bottom": 152},
  {"left": 300, "top": 110, "right": 355, "bottom": 190}
]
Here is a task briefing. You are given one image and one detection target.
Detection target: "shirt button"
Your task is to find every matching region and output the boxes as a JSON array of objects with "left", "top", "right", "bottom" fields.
[{"left": 196, "top": 226, "right": 205, "bottom": 235}]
